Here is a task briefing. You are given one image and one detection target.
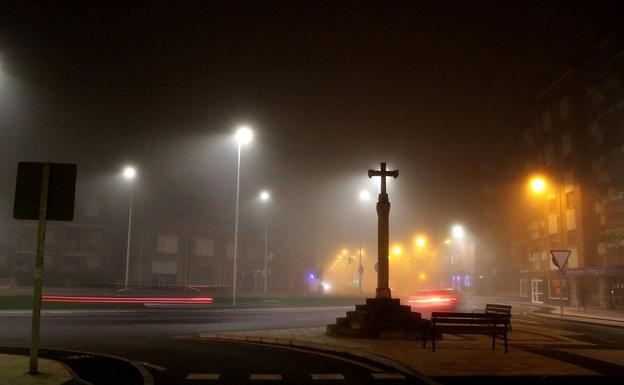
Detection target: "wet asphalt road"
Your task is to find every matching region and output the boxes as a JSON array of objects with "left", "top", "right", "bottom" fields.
[{"left": 1, "top": 300, "right": 624, "bottom": 384}]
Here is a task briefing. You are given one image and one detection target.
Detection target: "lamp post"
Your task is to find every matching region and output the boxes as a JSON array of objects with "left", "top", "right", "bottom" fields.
[
  {"left": 233, "top": 126, "right": 253, "bottom": 307},
  {"left": 450, "top": 225, "right": 464, "bottom": 290},
  {"left": 358, "top": 190, "right": 370, "bottom": 295},
  {"left": 122, "top": 166, "right": 136, "bottom": 290},
  {"left": 529, "top": 175, "right": 566, "bottom": 316},
  {"left": 259, "top": 190, "right": 270, "bottom": 295}
]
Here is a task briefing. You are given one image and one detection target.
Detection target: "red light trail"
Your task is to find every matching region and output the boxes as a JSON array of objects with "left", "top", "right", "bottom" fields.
[{"left": 42, "top": 295, "right": 214, "bottom": 304}]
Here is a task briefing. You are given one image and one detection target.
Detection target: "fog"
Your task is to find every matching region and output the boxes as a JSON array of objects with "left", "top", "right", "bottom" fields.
[{"left": 0, "top": 2, "right": 621, "bottom": 294}]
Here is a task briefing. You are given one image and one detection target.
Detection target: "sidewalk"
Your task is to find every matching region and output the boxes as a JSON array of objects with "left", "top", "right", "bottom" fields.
[
  {"left": 469, "top": 295, "right": 624, "bottom": 328},
  {"left": 0, "top": 354, "right": 73, "bottom": 385},
  {"left": 198, "top": 324, "right": 618, "bottom": 377},
  {"left": 526, "top": 303, "right": 624, "bottom": 328}
]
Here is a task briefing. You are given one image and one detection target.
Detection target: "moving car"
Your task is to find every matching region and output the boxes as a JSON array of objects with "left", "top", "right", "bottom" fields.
[{"left": 405, "top": 289, "right": 460, "bottom": 312}]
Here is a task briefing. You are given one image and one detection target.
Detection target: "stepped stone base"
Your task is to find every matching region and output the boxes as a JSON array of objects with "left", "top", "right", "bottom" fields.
[{"left": 326, "top": 297, "right": 430, "bottom": 339}]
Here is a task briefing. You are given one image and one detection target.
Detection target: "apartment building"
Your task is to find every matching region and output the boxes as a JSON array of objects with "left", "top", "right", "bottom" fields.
[{"left": 514, "top": 34, "right": 624, "bottom": 309}]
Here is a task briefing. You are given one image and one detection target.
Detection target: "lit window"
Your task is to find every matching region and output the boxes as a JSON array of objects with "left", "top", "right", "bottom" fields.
[
  {"left": 565, "top": 191, "right": 575, "bottom": 209},
  {"left": 157, "top": 235, "right": 178, "bottom": 254}
]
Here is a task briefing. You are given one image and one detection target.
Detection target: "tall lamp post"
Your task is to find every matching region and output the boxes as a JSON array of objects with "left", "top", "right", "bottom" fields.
[
  {"left": 122, "top": 166, "right": 136, "bottom": 290},
  {"left": 233, "top": 126, "right": 253, "bottom": 307},
  {"left": 358, "top": 190, "right": 371, "bottom": 295},
  {"left": 529, "top": 175, "right": 566, "bottom": 316},
  {"left": 451, "top": 224, "right": 464, "bottom": 290},
  {"left": 259, "top": 190, "right": 270, "bottom": 295}
]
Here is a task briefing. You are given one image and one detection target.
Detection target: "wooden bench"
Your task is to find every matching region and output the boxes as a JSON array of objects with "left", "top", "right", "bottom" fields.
[
  {"left": 485, "top": 303, "right": 512, "bottom": 331},
  {"left": 428, "top": 312, "right": 509, "bottom": 353}
]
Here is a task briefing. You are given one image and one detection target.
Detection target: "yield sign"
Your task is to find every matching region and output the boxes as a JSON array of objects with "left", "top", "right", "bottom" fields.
[{"left": 550, "top": 249, "right": 571, "bottom": 271}]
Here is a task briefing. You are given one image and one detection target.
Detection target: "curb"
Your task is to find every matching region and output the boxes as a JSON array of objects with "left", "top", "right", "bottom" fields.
[
  {"left": 0, "top": 346, "right": 153, "bottom": 385},
  {"left": 198, "top": 333, "right": 441, "bottom": 385}
]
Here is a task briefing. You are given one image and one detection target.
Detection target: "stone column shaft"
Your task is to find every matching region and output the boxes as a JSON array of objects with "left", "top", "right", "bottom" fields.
[{"left": 376, "top": 194, "right": 391, "bottom": 298}]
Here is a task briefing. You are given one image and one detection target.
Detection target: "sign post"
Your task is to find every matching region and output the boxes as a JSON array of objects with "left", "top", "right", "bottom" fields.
[
  {"left": 550, "top": 249, "right": 571, "bottom": 318},
  {"left": 13, "top": 162, "right": 77, "bottom": 374},
  {"left": 30, "top": 163, "right": 49, "bottom": 374}
]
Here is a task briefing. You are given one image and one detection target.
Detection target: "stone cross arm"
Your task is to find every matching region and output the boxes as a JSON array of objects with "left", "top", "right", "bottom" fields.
[{"left": 368, "top": 162, "right": 398, "bottom": 195}]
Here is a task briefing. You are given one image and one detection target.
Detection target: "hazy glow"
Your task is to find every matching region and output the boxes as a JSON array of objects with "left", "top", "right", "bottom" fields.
[
  {"left": 235, "top": 126, "right": 253, "bottom": 145},
  {"left": 259, "top": 190, "right": 270, "bottom": 201},
  {"left": 359, "top": 190, "right": 371, "bottom": 201},
  {"left": 392, "top": 245, "right": 402, "bottom": 256},
  {"left": 415, "top": 235, "right": 427, "bottom": 248},
  {"left": 452, "top": 225, "right": 465, "bottom": 239},
  {"left": 321, "top": 282, "right": 331, "bottom": 291},
  {"left": 122, "top": 166, "right": 136, "bottom": 180},
  {"left": 419, "top": 273, "right": 427, "bottom": 280},
  {"left": 530, "top": 176, "right": 547, "bottom": 194},
  {"left": 444, "top": 238, "right": 451, "bottom": 245},
  {"left": 342, "top": 249, "right": 348, "bottom": 255}
]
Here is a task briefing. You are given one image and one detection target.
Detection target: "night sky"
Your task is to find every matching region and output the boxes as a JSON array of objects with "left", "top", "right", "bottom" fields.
[{"left": 1, "top": 1, "right": 622, "bottom": 260}]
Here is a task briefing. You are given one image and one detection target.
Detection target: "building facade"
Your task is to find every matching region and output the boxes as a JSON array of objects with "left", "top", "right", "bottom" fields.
[
  {"left": 512, "top": 34, "right": 624, "bottom": 309},
  {"left": 0, "top": 213, "right": 296, "bottom": 294}
]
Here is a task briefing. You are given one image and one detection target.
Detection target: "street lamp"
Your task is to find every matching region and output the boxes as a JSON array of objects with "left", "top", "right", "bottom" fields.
[
  {"left": 530, "top": 176, "right": 547, "bottom": 194},
  {"left": 122, "top": 166, "right": 136, "bottom": 290},
  {"left": 452, "top": 225, "right": 465, "bottom": 239},
  {"left": 259, "top": 190, "right": 270, "bottom": 295},
  {"left": 232, "top": 126, "right": 253, "bottom": 307},
  {"left": 415, "top": 235, "right": 427, "bottom": 249},
  {"left": 528, "top": 174, "right": 566, "bottom": 316},
  {"left": 449, "top": 225, "right": 465, "bottom": 288},
  {"left": 528, "top": 175, "right": 564, "bottom": 246}
]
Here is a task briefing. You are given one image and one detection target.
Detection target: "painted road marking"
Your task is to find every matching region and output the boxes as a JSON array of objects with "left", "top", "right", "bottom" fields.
[
  {"left": 514, "top": 319, "right": 543, "bottom": 325},
  {"left": 250, "top": 374, "right": 283, "bottom": 381},
  {"left": 311, "top": 373, "right": 345, "bottom": 380},
  {"left": 371, "top": 372, "right": 406, "bottom": 380},
  {"left": 186, "top": 373, "right": 220, "bottom": 380}
]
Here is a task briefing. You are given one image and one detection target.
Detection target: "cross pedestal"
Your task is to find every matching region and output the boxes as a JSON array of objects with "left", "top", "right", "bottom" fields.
[{"left": 327, "top": 162, "right": 429, "bottom": 339}]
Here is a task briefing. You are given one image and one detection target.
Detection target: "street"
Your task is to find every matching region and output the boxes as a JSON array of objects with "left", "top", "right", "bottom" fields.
[
  {"left": 1, "top": 299, "right": 624, "bottom": 384},
  {"left": 0, "top": 306, "right": 421, "bottom": 384}
]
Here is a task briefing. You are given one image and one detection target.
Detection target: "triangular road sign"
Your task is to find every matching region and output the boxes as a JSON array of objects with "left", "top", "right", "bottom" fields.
[{"left": 550, "top": 249, "right": 571, "bottom": 271}]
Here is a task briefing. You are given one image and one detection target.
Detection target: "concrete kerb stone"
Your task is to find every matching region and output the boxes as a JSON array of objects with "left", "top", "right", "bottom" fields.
[{"left": 200, "top": 334, "right": 441, "bottom": 385}]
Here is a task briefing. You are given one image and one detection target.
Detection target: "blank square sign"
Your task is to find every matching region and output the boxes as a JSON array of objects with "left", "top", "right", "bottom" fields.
[{"left": 13, "top": 162, "right": 77, "bottom": 221}]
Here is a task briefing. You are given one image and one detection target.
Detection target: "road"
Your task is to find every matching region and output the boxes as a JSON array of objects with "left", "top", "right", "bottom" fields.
[
  {"left": 1, "top": 299, "right": 623, "bottom": 384},
  {"left": 0, "top": 306, "right": 422, "bottom": 385}
]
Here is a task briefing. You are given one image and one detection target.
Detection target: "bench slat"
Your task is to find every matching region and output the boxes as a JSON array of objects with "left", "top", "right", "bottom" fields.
[
  {"left": 436, "top": 327, "right": 506, "bottom": 333},
  {"left": 432, "top": 312, "right": 507, "bottom": 318},
  {"left": 431, "top": 317, "right": 507, "bottom": 325}
]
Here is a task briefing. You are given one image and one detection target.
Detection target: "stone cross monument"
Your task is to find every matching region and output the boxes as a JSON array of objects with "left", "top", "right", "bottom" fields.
[
  {"left": 327, "top": 161, "right": 427, "bottom": 338},
  {"left": 368, "top": 162, "right": 398, "bottom": 299}
]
